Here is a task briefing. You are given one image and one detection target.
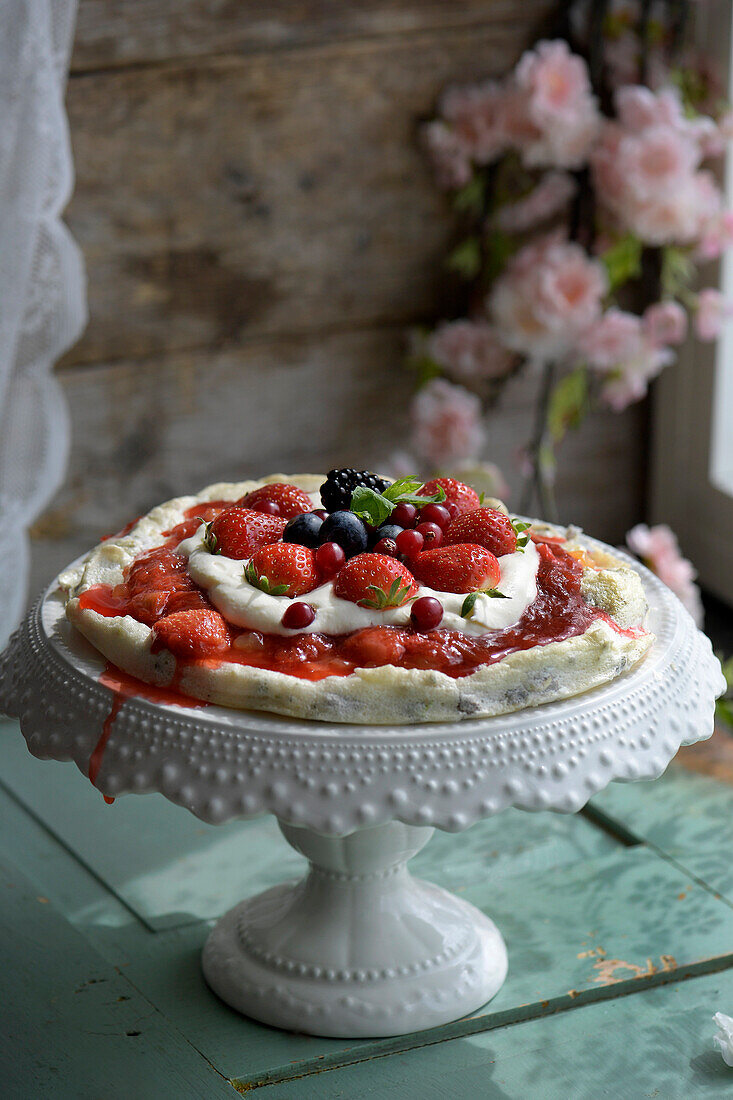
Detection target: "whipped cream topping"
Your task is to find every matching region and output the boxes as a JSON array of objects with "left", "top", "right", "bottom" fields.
[{"left": 178, "top": 528, "right": 540, "bottom": 637}]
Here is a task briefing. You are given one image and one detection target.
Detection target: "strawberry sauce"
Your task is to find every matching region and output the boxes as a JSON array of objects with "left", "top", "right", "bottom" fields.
[
  {"left": 88, "top": 663, "right": 208, "bottom": 802},
  {"left": 77, "top": 513, "right": 625, "bottom": 685}
]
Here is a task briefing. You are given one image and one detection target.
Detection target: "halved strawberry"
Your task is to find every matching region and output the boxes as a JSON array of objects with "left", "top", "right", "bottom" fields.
[
  {"left": 206, "top": 507, "right": 286, "bottom": 559},
  {"left": 126, "top": 548, "right": 190, "bottom": 594},
  {"left": 238, "top": 483, "right": 313, "bottom": 519},
  {"left": 444, "top": 508, "right": 517, "bottom": 557},
  {"left": 418, "top": 477, "right": 480, "bottom": 516},
  {"left": 411, "top": 543, "right": 500, "bottom": 594},
  {"left": 333, "top": 553, "right": 418, "bottom": 609},
  {"left": 246, "top": 543, "right": 319, "bottom": 598},
  {"left": 341, "top": 626, "right": 408, "bottom": 666},
  {"left": 151, "top": 608, "right": 230, "bottom": 658}
]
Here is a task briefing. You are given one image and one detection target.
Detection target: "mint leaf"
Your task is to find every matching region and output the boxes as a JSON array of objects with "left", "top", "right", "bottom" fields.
[
  {"left": 383, "top": 477, "right": 446, "bottom": 506},
  {"left": 350, "top": 486, "right": 394, "bottom": 527},
  {"left": 351, "top": 478, "right": 445, "bottom": 524},
  {"left": 461, "top": 592, "right": 479, "bottom": 619},
  {"left": 461, "top": 587, "right": 508, "bottom": 619}
]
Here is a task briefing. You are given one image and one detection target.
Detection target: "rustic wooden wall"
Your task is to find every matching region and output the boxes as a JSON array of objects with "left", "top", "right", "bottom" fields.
[{"left": 30, "top": 0, "right": 646, "bottom": 592}]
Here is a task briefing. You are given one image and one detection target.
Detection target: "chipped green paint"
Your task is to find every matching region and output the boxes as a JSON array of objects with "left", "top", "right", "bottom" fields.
[{"left": 2, "top": 715, "right": 733, "bottom": 1095}]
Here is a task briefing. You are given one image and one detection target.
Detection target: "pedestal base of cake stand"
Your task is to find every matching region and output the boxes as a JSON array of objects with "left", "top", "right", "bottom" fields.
[{"left": 202, "top": 820, "right": 507, "bottom": 1037}]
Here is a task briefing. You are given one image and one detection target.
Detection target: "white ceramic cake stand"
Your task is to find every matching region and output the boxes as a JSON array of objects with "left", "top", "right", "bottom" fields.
[{"left": 0, "top": 547, "right": 724, "bottom": 1038}]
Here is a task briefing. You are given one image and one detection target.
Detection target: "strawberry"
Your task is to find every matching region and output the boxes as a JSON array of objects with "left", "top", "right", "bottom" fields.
[
  {"left": 411, "top": 543, "right": 500, "bottom": 594},
  {"left": 333, "top": 553, "right": 418, "bottom": 609},
  {"left": 246, "top": 543, "right": 319, "bottom": 598},
  {"left": 238, "top": 483, "right": 313, "bottom": 519},
  {"left": 206, "top": 507, "right": 285, "bottom": 559},
  {"left": 444, "top": 508, "right": 517, "bottom": 557},
  {"left": 151, "top": 608, "right": 230, "bottom": 658},
  {"left": 126, "top": 548, "right": 192, "bottom": 595},
  {"left": 418, "top": 477, "right": 480, "bottom": 516},
  {"left": 341, "top": 626, "right": 408, "bottom": 667}
]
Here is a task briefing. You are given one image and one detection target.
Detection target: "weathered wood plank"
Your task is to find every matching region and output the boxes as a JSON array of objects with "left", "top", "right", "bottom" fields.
[
  {"left": 0, "top": 726, "right": 617, "bottom": 931},
  {"left": 2, "top": 720, "right": 731, "bottom": 1090},
  {"left": 30, "top": 330, "right": 645, "bottom": 597},
  {"left": 230, "top": 846, "right": 733, "bottom": 1089},
  {"left": 72, "top": 0, "right": 557, "bottom": 73},
  {"left": 589, "top": 750, "right": 733, "bottom": 908},
  {"left": 0, "top": 853, "right": 235, "bottom": 1098},
  {"left": 263, "top": 968, "right": 733, "bottom": 1099},
  {"left": 63, "top": 23, "right": 551, "bottom": 367}
]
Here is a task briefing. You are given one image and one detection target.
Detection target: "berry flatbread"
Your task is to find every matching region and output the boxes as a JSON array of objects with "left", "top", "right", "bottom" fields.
[{"left": 60, "top": 473, "right": 653, "bottom": 724}]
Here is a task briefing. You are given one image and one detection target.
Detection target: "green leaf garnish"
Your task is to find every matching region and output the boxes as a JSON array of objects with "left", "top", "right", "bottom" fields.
[
  {"left": 383, "top": 477, "right": 446, "bottom": 507},
  {"left": 461, "top": 587, "right": 509, "bottom": 619},
  {"left": 350, "top": 486, "right": 393, "bottom": 528},
  {"left": 243, "top": 560, "right": 289, "bottom": 596},
  {"left": 349, "top": 477, "right": 445, "bottom": 527},
  {"left": 359, "top": 578, "right": 414, "bottom": 611},
  {"left": 478, "top": 491, "right": 485, "bottom": 505},
  {"left": 200, "top": 519, "right": 219, "bottom": 554},
  {"left": 511, "top": 519, "right": 532, "bottom": 553}
]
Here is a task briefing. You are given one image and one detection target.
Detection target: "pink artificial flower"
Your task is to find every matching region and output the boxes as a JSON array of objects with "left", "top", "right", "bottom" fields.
[
  {"left": 511, "top": 40, "right": 601, "bottom": 169},
  {"left": 642, "top": 301, "right": 688, "bottom": 347},
  {"left": 439, "top": 81, "right": 506, "bottom": 165},
  {"left": 409, "top": 379, "right": 486, "bottom": 468},
  {"left": 592, "top": 87, "right": 725, "bottom": 247},
  {"left": 579, "top": 308, "right": 673, "bottom": 410},
  {"left": 488, "top": 234, "right": 607, "bottom": 360},
  {"left": 427, "top": 321, "right": 514, "bottom": 383},
  {"left": 494, "top": 171, "right": 577, "bottom": 232},
  {"left": 420, "top": 120, "right": 472, "bottom": 190},
  {"left": 626, "top": 523, "right": 703, "bottom": 626},
  {"left": 695, "top": 288, "right": 733, "bottom": 341},
  {"left": 578, "top": 308, "right": 642, "bottom": 369},
  {"left": 695, "top": 207, "right": 733, "bottom": 261}
]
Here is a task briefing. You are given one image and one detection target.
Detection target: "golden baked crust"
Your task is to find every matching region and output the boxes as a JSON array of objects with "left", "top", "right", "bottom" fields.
[{"left": 61, "top": 475, "right": 654, "bottom": 724}]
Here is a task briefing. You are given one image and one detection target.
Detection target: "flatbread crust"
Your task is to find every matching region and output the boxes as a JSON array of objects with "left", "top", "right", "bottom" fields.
[{"left": 61, "top": 475, "right": 654, "bottom": 724}]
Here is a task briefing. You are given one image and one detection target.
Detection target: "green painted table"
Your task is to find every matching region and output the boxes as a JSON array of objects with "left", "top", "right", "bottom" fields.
[{"left": 2, "top": 715, "right": 733, "bottom": 1099}]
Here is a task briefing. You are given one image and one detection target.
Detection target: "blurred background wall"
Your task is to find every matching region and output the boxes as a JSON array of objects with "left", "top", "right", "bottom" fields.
[{"left": 30, "top": 0, "right": 646, "bottom": 593}]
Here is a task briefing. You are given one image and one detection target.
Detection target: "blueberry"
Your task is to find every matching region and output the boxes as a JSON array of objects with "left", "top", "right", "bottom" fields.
[
  {"left": 319, "top": 510, "right": 368, "bottom": 558},
  {"left": 283, "top": 511, "right": 323, "bottom": 549},
  {"left": 368, "top": 522, "right": 404, "bottom": 549}
]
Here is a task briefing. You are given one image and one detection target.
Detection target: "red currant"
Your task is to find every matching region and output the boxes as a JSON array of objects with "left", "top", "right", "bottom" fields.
[
  {"left": 415, "top": 521, "right": 442, "bottom": 548},
  {"left": 392, "top": 503, "right": 418, "bottom": 528},
  {"left": 395, "top": 529, "right": 424, "bottom": 558},
  {"left": 312, "top": 509, "right": 328, "bottom": 520},
  {"left": 256, "top": 500, "right": 281, "bottom": 516},
  {"left": 373, "top": 537, "right": 399, "bottom": 557},
  {"left": 281, "top": 602, "right": 316, "bottom": 630},
  {"left": 419, "top": 503, "right": 451, "bottom": 529},
  {"left": 315, "top": 541, "right": 346, "bottom": 577},
  {"left": 410, "top": 596, "right": 443, "bottom": 631},
  {"left": 443, "top": 501, "right": 460, "bottom": 520}
]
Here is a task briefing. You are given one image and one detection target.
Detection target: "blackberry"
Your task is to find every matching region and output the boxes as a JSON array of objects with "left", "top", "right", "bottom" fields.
[{"left": 320, "top": 468, "right": 390, "bottom": 513}]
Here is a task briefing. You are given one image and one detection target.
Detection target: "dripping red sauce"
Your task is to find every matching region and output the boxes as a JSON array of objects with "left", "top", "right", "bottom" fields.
[
  {"left": 88, "top": 663, "right": 208, "bottom": 803},
  {"left": 77, "top": 505, "right": 639, "bottom": 685}
]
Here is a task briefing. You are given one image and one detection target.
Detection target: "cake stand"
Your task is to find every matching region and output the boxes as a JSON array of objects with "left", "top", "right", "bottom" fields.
[{"left": 0, "top": 546, "right": 724, "bottom": 1038}]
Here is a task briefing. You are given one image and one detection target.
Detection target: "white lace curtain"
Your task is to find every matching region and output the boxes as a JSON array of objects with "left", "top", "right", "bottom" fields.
[{"left": 0, "top": 0, "right": 86, "bottom": 649}]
